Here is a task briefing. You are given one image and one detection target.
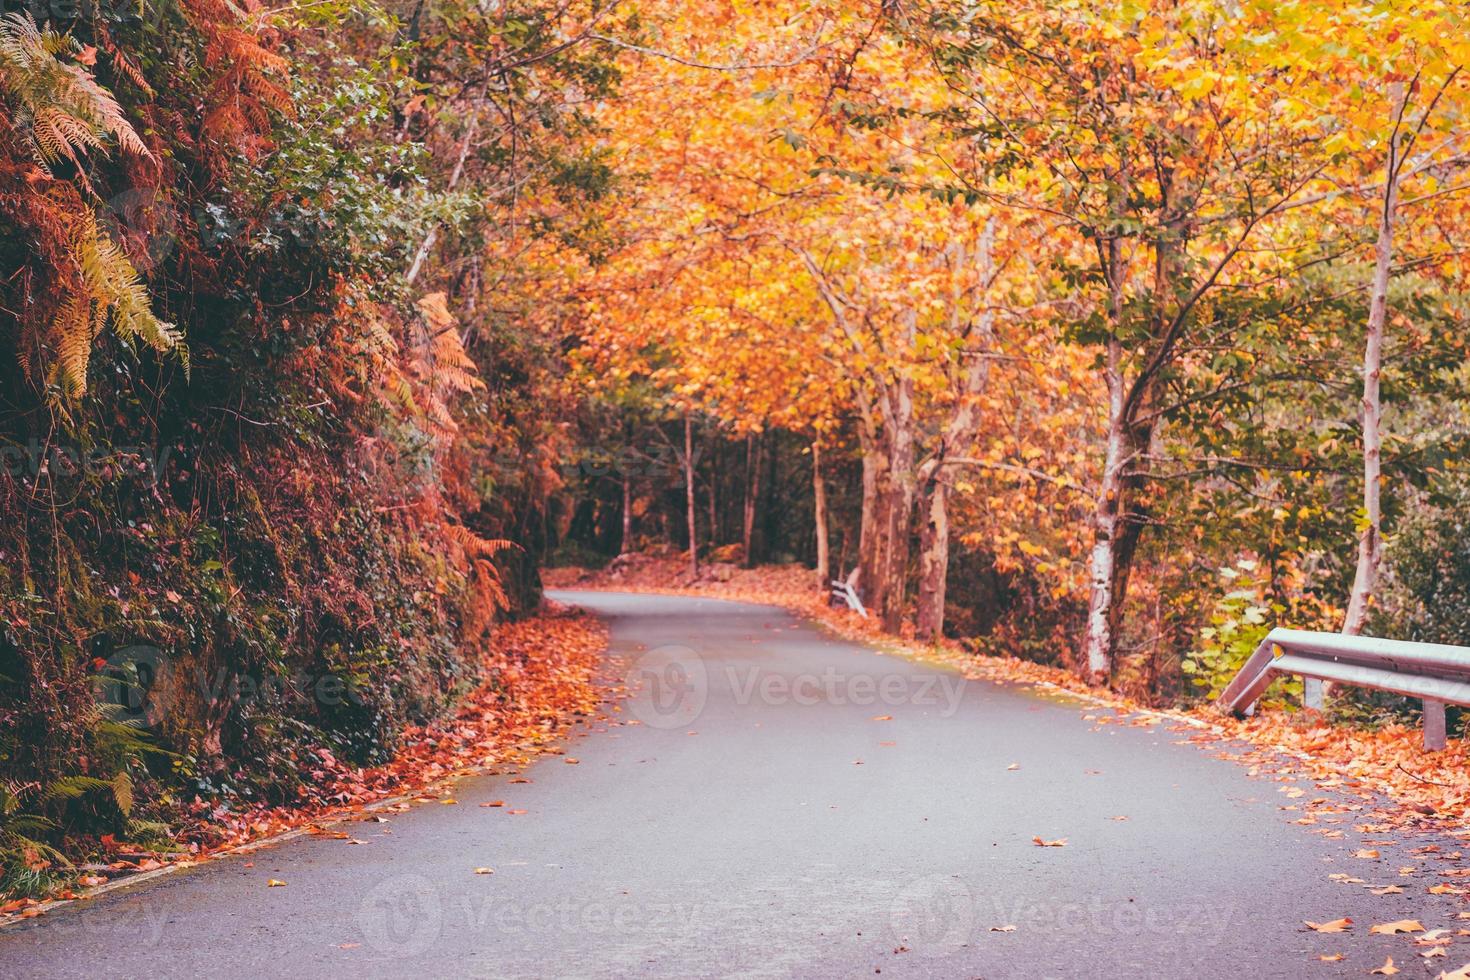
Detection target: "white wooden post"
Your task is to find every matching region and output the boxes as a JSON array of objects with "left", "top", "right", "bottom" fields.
[{"left": 1423, "top": 698, "right": 1447, "bottom": 752}]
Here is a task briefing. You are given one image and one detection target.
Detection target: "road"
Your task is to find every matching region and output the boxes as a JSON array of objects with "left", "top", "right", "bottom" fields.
[{"left": 1, "top": 591, "right": 1460, "bottom": 978}]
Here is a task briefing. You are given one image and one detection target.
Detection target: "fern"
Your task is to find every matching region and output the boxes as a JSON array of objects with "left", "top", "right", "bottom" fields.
[
  {"left": 50, "top": 210, "right": 186, "bottom": 398},
  {"left": 0, "top": 12, "right": 152, "bottom": 179},
  {"left": 40, "top": 775, "right": 115, "bottom": 804},
  {"left": 408, "top": 291, "right": 485, "bottom": 433}
]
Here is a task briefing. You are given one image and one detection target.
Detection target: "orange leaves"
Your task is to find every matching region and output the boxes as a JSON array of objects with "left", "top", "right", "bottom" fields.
[
  {"left": 1031, "top": 836, "right": 1067, "bottom": 848},
  {"left": 117, "top": 609, "right": 607, "bottom": 889},
  {"left": 1370, "top": 957, "right": 1399, "bottom": 976},
  {"left": 1370, "top": 920, "right": 1424, "bottom": 935},
  {"left": 1304, "top": 918, "right": 1352, "bottom": 933}
]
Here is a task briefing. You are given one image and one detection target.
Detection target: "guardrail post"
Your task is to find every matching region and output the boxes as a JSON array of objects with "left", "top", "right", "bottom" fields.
[
  {"left": 1423, "top": 698, "right": 1447, "bottom": 751},
  {"left": 1302, "top": 677, "right": 1325, "bottom": 712}
]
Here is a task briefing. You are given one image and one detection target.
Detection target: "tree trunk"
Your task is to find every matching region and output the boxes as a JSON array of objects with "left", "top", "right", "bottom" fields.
[
  {"left": 684, "top": 413, "right": 698, "bottom": 580},
  {"left": 1084, "top": 335, "right": 1128, "bottom": 684},
  {"left": 876, "top": 365, "right": 917, "bottom": 634},
  {"left": 1344, "top": 83, "right": 1406, "bottom": 636},
  {"left": 741, "top": 432, "right": 762, "bottom": 568},
  {"left": 915, "top": 475, "right": 949, "bottom": 642},
  {"left": 913, "top": 220, "right": 997, "bottom": 644},
  {"left": 856, "top": 399, "right": 883, "bottom": 602},
  {"left": 812, "top": 439, "right": 830, "bottom": 592},
  {"left": 706, "top": 437, "right": 719, "bottom": 547},
  {"left": 619, "top": 470, "right": 633, "bottom": 556}
]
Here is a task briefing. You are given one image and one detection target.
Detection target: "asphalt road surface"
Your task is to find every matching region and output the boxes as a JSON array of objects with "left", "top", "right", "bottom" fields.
[{"left": 2, "top": 591, "right": 1461, "bottom": 978}]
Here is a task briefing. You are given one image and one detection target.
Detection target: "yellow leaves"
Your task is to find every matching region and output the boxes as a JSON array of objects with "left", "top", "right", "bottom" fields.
[
  {"left": 1370, "top": 957, "right": 1399, "bottom": 976},
  {"left": 1369, "top": 920, "right": 1424, "bottom": 935},
  {"left": 1304, "top": 918, "right": 1352, "bottom": 933},
  {"left": 1177, "top": 70, "right": 1220, "bottom": 103},
  {"left": 266, "top": 878, "right": 287, "bottom": 887}
]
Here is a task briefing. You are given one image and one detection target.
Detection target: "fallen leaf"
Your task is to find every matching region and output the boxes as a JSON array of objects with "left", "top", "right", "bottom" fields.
[
  {"left": 1318, "top": 953, "right": 1345, "bottom": 962},
  {"left": 989, "top": 924, "right": 1017, "bottom": 933},
  {"left": 1355, "top": 849, "right": 1381, "bottom": 859},
  {"left": 1006, "top": 763, "right": 1020, "bottom": 771},
  {"left": 507, "top": 809, "right": 527, "bottom": 815},
  {"left": 1369, "top": 885, "right": 1404, "bottom": 895},
  {"left": 1369, "top": 956, "right": 1398, "bottom": 976},
  {"left": 564, "top": 758, "right": 580, "bottom": 765},
  {"left": 1423, "top": 948, "right": 1448, "bottom": 959},
  {"left": 267, "top": 879, "right": 287, "bottom": 887},
  {"left": 1304, "top": 918, "right": 1353, "bottom": 933},
  {"left": 1370, "top": 920, "right": 1423, "bottom": 935},
  {"left": 338, "top": 943, "right": 360, "bottom": 949},
  {"left": 872, "top": 715, "right": 893, "bottom": 721},
  {"left": 473, "top": 867, "right": 494, "bottom": 875},
  {"left": 481, "top": 801, "right": 505, "bottom": 808},
  {"left": 1032, "top": 836, "right": 1067, "bottom": 847}
]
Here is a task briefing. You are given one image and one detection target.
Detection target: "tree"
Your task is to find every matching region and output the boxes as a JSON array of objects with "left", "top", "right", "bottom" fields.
[{"left": 901, "top": 0, "right": 1337, "bottom": 680}]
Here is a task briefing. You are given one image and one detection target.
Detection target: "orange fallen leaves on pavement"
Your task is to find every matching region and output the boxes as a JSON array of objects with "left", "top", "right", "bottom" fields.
[
  {"left": 267, "top": 879, "right": 287, "bottom": 887},
  {"left": 1370, "top": 957, "right": 1399, "bottom": 976},
  {"left": 1304, "top": 918, "right": 1352, "bottom": 933},
  {"left": 1032, "top": 836, "right": 1067, "bottom": 847},
  {"left": 1370, "top": 920, "right": 1424, "bottom": 935}
]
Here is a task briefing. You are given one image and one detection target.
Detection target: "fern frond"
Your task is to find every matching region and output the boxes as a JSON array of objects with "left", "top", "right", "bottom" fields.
[
  {"left": 51, "top": 292, "right": 96, "bottom": 398},
  {"left": 0, "top": 12, "right": 153, "bottom": 169}
]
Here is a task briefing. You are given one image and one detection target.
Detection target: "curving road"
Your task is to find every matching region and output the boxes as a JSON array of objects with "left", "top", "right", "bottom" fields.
[{"left": 1, "top": 591, "right": 1461, "bottom": 978}]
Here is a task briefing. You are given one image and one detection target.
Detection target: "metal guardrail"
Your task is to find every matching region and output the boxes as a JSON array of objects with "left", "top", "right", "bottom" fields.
[
  {"left": 1219, "top": 627, "right": 1470, "bottom": 750},
  {"left": 830, "top": 578, "right": 868, "bottom": 618}
]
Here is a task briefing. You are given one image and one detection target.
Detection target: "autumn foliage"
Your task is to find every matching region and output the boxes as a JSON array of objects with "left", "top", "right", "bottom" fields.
[{"left": 4, "top": 0, "right": 1470, "bottom": 903}]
